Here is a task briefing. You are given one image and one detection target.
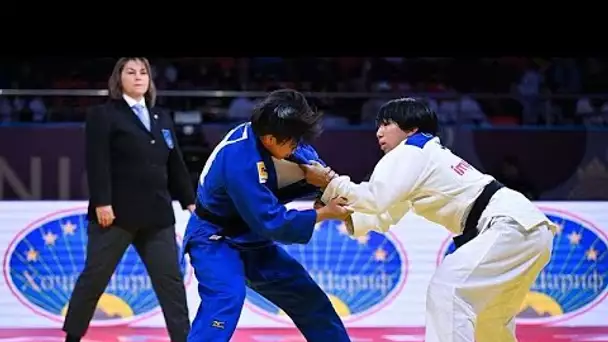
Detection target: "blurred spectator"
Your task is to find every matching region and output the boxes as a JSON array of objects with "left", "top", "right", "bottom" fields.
[
  {"left": 29, "top": 97, "right": 47, "bottom": 123},
  {"left": 226, "top": 96, "right": 256, "bottom": 122},
  {"left": 458, "top": 94, "right": 488, "bottom": 125},
  {"left": 360, "top": 82, "right": 391, "bottom": 124},
  {"left": 514, "top": 61, "right": 545, "bottom": 125},
  {"left": 12, "top": 97, "right": 26, "bottom": 121},
  {"left": 437, "top": 87, "right": 459, "bottom": 124},
  {"left": 165, "top": 64, "right": 178, "bottom": 84},
  {"left": 0, "top": 98, "right": 13, "bottom": 123},
  {"left": 575, "top": 97, "right": 608, "bottom": 126}
]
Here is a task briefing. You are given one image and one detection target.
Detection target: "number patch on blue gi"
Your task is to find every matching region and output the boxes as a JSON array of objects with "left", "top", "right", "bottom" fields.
[{"left": 161, "top": 129, "right": 174, "bottom": 149}]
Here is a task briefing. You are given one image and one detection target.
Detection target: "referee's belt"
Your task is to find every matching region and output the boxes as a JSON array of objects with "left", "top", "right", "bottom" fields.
[
  {"left": 194, "top": 199, "right": 249, "bottom": 238},
  {"left": 453, "top": 180, "right": 504, "bottom": 251}
]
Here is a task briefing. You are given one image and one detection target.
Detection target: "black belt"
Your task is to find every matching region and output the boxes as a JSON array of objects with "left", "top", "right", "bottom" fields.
[
  {"left": 194, "top": 199, "right": 249, "bottom": 238},
  {"left": 453, "top": 180, "right": 504, "bottom": 250}
]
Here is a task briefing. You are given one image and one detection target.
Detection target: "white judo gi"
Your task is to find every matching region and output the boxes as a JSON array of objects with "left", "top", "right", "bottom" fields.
[{"left": 321, "top": 133, "right": 556, "bottom": 342}]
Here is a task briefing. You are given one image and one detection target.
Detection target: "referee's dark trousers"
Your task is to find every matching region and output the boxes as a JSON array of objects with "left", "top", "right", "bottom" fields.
[{"left": 63, "top": 101, "right": 195, "bottom": 342}]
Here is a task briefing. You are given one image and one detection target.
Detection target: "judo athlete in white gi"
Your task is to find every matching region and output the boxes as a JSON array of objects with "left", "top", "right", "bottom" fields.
[
  {"left": 183, "top": 89, "right": 352, "bottom": 342},
  {"left": 300, "top": 98, "right": 556, "bottom": 342}
]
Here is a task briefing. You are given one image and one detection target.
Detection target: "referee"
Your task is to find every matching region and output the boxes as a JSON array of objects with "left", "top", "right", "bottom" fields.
[{"left": 63, "top": 57, "right": 195, "bottom": 342}]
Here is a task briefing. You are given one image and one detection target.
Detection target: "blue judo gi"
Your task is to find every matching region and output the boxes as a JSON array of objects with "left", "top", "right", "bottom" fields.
[{"left": 183, "top": 123, "right": 350, "bottom": 342}]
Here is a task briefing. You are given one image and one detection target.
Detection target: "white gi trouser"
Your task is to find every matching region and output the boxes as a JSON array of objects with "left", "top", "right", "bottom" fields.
[{"left": 425, "top": 216, "right": 554, "bottom": 342}]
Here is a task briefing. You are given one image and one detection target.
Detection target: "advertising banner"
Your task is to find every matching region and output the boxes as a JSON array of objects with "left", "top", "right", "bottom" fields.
[{"left": 1, "top": 201, "right": 606, "bottom": 328}]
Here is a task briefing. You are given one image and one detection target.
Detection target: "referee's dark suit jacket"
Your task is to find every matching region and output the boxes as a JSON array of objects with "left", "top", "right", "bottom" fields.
[
  {"left": 86, "top": 98, "right": 195, "bottom": 228},
  {"left": 62, "top": 97, "right": 195, "bottom": 342}
]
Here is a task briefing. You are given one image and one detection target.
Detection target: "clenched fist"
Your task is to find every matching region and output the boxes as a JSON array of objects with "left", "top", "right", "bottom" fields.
[{"left": 96, "top": 205, "right": 115, "bottom": 228}]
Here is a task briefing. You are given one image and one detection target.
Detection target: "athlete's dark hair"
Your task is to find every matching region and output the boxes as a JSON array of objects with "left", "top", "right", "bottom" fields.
[
  {"left": 376, "top": 97, "right": 439, "bottom": 135},
  {"left": 251, "top": 89, "right": 322, "bottom": 143}
]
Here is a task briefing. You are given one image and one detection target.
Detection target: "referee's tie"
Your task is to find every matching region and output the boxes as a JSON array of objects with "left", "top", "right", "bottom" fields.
[{"left": 132, "top": 103, "right": 151, "bottom": 131}]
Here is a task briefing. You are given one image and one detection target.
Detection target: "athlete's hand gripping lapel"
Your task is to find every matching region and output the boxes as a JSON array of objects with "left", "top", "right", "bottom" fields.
[{"left": 299, "top": 161, "right": 338, "bottom": 189}]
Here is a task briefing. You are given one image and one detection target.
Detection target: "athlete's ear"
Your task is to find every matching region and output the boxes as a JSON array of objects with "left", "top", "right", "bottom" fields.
[
  {"left": 404, "top": 127, "right": 418, "bottom": 137},
  {"left": 260, "top": 134, "right": 275, "bottom": 146}
]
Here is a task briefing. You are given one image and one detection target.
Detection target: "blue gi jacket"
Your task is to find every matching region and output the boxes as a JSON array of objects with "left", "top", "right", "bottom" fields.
[{"left": 185, "top": 122, "right": 325, "bottom": 246}]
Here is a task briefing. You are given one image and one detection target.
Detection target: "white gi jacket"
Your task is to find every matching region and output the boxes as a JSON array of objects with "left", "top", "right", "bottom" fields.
[{"left": 321, "top": 133, "right": 553, "bottom": 237}]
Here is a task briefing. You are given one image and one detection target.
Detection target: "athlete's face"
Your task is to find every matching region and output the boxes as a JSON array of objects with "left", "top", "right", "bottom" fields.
[
  {"left": 376, "top": 121, "right": 413, "bottom": 154},
  {"left": 261, "top": 135, "right": 298, "bottom": 159}
]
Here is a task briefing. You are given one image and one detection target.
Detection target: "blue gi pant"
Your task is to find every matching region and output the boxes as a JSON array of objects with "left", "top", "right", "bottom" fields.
[{"left": 185, "top": 234, "right": 351, "bottom": 342}]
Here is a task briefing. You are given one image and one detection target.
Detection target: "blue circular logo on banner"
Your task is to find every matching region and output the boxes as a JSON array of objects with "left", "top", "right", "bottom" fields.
[
  {"left": 245, "top": 219, "right": 408, "bottom": 323},
  {"left": 3, "top": 207, "right": 190, "bottom": 326},
  {"left": 438, "top": 207, "right": 608, "bottom": 324}
]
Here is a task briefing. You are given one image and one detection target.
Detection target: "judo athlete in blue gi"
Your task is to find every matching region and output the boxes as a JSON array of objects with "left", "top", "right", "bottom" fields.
[{"left": 183, "top": 89, "right": 353, "bottom": 342}]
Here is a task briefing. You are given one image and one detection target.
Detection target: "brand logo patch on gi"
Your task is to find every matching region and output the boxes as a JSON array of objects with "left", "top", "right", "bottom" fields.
[
  {"left": 161, "top": 129, "right": 174, "bottom": 149},
  {"left": 244, "top": 218, "right": 408, "bottom": 323},
  {"left": 211, "top": 320, "right": 225, "bottom": 329},
  {"left": 437, "top": 207, "right": 608, "bottom": 325},
  {"left": 3, "top": 207, "right": 191, "bottom": 326},
  {"left": 257, "top": 161, "right": 268, "bottom": 184}
]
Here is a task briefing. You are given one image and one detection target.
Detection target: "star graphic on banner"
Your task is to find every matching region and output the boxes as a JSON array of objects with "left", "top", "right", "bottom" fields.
[
  {"left": 26, "top": 248, "right": 39, "bottom": 262},
  {"left": 62, "top": 221, "right": 76, "bottom": 235},
  {"left": 586, "top": 247, "right": 598, "bottom": 261},
  {"left": 567, "top": 232, "right": 581, "bottom": 245},
  {"left": 43, "top": 231, "right": 58, "bottom": 246},
  {"left": 374, "top": 248, "right": 387, "bottom": 262}
]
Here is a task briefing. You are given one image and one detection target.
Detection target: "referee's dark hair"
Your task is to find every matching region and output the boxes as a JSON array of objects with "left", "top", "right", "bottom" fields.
[
  {"left": 251, "top": 89, "right": 323, "bottom": 143},
  {"left": 108, "top": 57, "right": 157, "bottom": 107},
  {"left": 376, "top": 97, "right": 439, "bottom": 135}
]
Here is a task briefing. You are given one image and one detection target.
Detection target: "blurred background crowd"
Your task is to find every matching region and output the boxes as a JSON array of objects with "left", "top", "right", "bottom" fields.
[
  {"left": 1, "top": 57, "right": 607, "bottom": 127},
  {"left": 1, "top": 57, "right": 607, "bottom": 201}
]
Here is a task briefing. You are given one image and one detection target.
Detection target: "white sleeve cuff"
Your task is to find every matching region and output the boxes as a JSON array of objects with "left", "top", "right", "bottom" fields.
[{"left": 320, "top": 175, "right": 350, "bottom": 204}]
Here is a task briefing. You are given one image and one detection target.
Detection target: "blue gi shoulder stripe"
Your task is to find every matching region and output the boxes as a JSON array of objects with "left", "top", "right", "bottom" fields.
[{"left": 404, "top": 132, "right": 434, "bottom": 149}]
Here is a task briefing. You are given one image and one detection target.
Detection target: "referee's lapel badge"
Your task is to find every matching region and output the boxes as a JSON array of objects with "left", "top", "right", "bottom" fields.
[
  {"left": 256, "top": 161, "right": 268, "bottom": 184},
  {"left": 161, "top": 129, "right": 174, "bottom": 149}
]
